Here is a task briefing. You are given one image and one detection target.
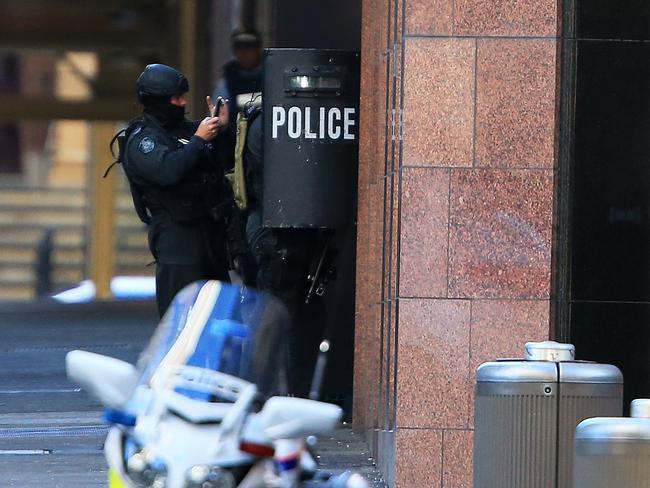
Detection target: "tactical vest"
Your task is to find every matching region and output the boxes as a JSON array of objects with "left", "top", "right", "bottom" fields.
[{"left": 118, "top": 119, "right": 228, "bottom": 225}]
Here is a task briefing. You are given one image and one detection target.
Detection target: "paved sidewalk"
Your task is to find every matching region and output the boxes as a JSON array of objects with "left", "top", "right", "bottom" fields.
[{"left": 315, "top": 427, "right": 386, "bottom": 487}]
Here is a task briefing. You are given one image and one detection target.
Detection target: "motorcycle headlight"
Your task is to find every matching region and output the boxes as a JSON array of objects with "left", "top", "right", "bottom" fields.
[
  {"left": 126, "top": 452, "right": 167, "bottom": 488},
  {"left": 185, "top": 465, "right": 236, "bottom": 488}
]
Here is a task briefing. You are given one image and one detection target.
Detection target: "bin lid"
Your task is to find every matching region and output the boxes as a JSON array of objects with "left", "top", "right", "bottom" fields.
[
  {"left": 476, "top": 361, "right": 557, "bottom": 383},
  {"left": 631, "top": 399, "right": 650, "bottom": 419},
  {"left": 524, "top": 341, "right": 575, "bottom": 361},
  {"left": 575, "top": 417, "right": 650, "bottom": 442},
  {"left": 559, "top": 362, "right": 623, "bottom": 384}
]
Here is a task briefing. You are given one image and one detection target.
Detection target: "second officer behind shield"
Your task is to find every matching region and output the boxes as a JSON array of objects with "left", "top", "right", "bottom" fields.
[{"left": 122, "top": 64, "right": 233, "bottom": 316}]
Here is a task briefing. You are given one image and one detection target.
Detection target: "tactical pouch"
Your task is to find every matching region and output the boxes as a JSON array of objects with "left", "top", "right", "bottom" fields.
[{"left": 225, "top": 112, "right": 249, "bottom": 210}]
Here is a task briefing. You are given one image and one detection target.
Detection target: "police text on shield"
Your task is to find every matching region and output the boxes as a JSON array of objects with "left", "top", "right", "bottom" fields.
[{"left": 271, "top": 106, "right": 356, "bottom": 140}]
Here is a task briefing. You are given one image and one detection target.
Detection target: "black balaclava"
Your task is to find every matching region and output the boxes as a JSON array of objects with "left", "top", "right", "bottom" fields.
[{"left": 142, "top": 95, "right": 186, "bottom": 129}]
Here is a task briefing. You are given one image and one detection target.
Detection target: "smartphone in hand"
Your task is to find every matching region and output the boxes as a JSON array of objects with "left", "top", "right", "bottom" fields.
[{"left": 206, "top": 95, "right": 225, "bottom": 117}]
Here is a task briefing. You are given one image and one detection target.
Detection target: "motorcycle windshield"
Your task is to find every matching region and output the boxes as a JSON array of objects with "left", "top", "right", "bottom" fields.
[{"left": 136, "top": 281, "right": 288, "bottom": 401}]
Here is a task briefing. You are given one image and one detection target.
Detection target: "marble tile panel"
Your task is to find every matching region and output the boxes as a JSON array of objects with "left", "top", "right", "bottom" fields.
[
  {"left": 382, "top": 165, "right": 402, "bottom": 302},
  {"left": 372, "top": 103, "right": 390, "bottom": 184},
  {"left": 386, "top": 173, "right": 401, "bottom": 427},
  {"left": 387, "top": 355, "right": 397, "bottom": 431},
  {"left": 399, "top": 167, "right": 449, "bottom": 298},
  {"left": 406, "top": 0, "right": 453, "bottom": 35},
  {"left": 388, "top": 169, "right": 401, "bottom": 303},
  {"left": 442, "top": 429, "right": 474, "bottom": 488},
  {"left": 475, "top": 39, "right": 557, "bottom": 168},
  {"left": 448, "top": 169, "right": 554, "bottom": 299},
  {"left": 454, "top": 0, "right": 557, "bottom": 36},
  {"left": 360, "top": 0, "right": 389, "bottom": 184},
  {"left": 353, "top": 310, "right": 368, "bottom": 428},
  {"left": 365, "top": 301, "right": 383, "bottom": 431},
  {"left": 403, "top": 38, "right": 475, "bottom": 167},
  {"left": 382, "top": 173, "right": 395, "bottom": 303},
  {"left": 365, "top": 93, "right": 389, "bottom": 185},
  {"left": 467, "top": 299, "right": 550, "bottom": 426},
  {"left": 367, "top": 182, "right": 385, "bottom": 305},
  {"left": 377, "top": 300, "right": 391, "bottom": 430},
  {"left": 355, "top": 183, "right": 371, "bottom": 310},
  {"left": 353, "top": 343, "right": 370, "bottom": 425},
  {"left": 396, "top": 298, "right": 471, "bottom": 429},
  {"left": 360, "top": 0, "right": 378, "bottom": 59},
  {"left": 381, "top": 299, "right": 398, "bottom": 430},
  {"left": 469, "top": 299, "right": 550, "bottom": 372},
  {"left": 395, "top": 428, "right": 443, "bottom": 488},
  {"left": 352, "top": 311, "right": 369, "bottom": 424},
  {"left": 391, "top": 0, "right": 404, "bottom": 150},
  {"left": 386, "top": 54, "right": 401, "bottom": 181}
]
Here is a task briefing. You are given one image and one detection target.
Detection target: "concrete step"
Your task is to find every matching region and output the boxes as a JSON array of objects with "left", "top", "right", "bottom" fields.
[
  {"left": 116, "top": 195, "right": 138, "bottom": 211},
  {"left": 0, "top": 187, "right": 85, "bottom": 203},
  {"left": 53, "top": 248, "right": 85, "bottom": 264},
  {"left": 116, "top": 250, "right": 153, "bottom": 266},
  {"left": 0, "top": 262, "right": 84, "bottom": 283},
  {"left": 0, "top": 227, "right": 85, "bottom": 247},
  {"left": 0, "top": 185, "right": 152, "bottom": 301},
  {"left": 0, "top": 211, "right": 144, "bottom": 229},
  {"left": 0, "top": 247, "right": 35, "bottom": 264},
  {"left": 0, "top": 210, "right": 85, "bottom": 227},
  {"left": 0, "top": 286, "right": 34, "bottom": 301},
  {"left": 0, "top": 188, "right": 135, "bottom": 212},
  {"left": 0, "top": 256, "right": 150, "bottom": 277},
  {"left": 0, "top": 266, "right": 153, "bottom": 301},
  {"left": 0, "top": 266, "right": 32, "bottom": 283},
  {"left": 0, "top": 246, "right": 149, "bottom": 267},
  {"left": 53, "top": 267, "right": 85, "bottom": 284},
  {"left": 116, "top": 266, "right": 155, "bottom": 276},
  {"left": 117, "top": 213, "right": 145, "bottom": 228},
  {"left": 0, "top": 225, "right": 147, "bottom": 247},
  {"left": 116, "top": 234, "right": 149, "bottom": 250},
  {"left": 0, "top": 192, "right": 85, "bottom": 208},
  {"left": 0, "top": 239, "right": 85, "bottom": 255}
]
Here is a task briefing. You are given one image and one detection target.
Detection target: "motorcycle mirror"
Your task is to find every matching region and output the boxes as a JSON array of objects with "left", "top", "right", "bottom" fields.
[
  {"left": 66, "top": 350, "right": 138, "bottom": 409},
  {"left": 259, "top": 396, "right": 342, "bottom": 440}
]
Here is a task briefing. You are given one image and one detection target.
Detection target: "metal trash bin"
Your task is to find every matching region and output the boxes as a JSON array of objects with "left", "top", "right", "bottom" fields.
[
  {"left": 473, "top": 341, "right": 623, "bottom": 488},
  {"left": 573, "top": 399, "right": 650, "bottom": 488}
]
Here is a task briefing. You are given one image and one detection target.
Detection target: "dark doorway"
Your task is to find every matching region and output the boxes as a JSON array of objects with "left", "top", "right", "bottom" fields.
[
  {"left": 567, "top": 2, "right": 650, "bottom": 410},
  {"left": 273, "top": 0, "right": 361, "bottom": 50}
]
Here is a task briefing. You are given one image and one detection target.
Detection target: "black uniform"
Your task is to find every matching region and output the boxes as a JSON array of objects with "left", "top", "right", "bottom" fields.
[
  {"left": 123, "top": 113, "right": 231, "bottom": 317},
  {"left": 242, "top": 111, "right": 326, "bottom": 396},
  {"left": 213, "top": 29, "right": 263, "bottom": 130},
  {"left": 222, "top": 60, "right": 262, "bottom": 127}
]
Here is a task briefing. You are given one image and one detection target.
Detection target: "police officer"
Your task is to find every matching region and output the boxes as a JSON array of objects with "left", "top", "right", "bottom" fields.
[
  {"left": 239, "top": 108, "right": 327, "bottom": 396},
  {"left": 122, "top": 64, "right": 233, "bottom": 317},
  {"left": 213, "top": 29, "right": 263, "bottom": 129}
]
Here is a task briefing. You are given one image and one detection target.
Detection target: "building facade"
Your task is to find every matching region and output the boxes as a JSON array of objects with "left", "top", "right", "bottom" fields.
[
  {"left": 2, "top": 1, "right": 649, "bottom": 484},
  {"left": 354, "top": 0, "right": 650, "bottom": 485}
]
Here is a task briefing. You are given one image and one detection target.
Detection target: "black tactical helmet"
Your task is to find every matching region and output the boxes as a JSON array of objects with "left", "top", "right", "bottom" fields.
[{"left": 136, "top": 64, "right": 189, "bottom": 100}]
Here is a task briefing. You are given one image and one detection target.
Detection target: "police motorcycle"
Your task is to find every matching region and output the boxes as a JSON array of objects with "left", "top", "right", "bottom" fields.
[{"left": 66, "top": 280, "right": 369, "bottom": 488}]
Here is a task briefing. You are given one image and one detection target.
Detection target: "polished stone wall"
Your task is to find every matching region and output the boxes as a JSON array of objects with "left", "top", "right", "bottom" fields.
[{"left": 354, "top": 0, "right": 560, "bottom": 485}]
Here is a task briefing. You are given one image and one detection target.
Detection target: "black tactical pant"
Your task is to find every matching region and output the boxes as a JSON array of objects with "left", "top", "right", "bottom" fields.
[
  {"left": 148, "top": 217, "right": 231, "bottom": 317},
  {"left": 246, "top": 215, "right": 326, "bottom": 396}
]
